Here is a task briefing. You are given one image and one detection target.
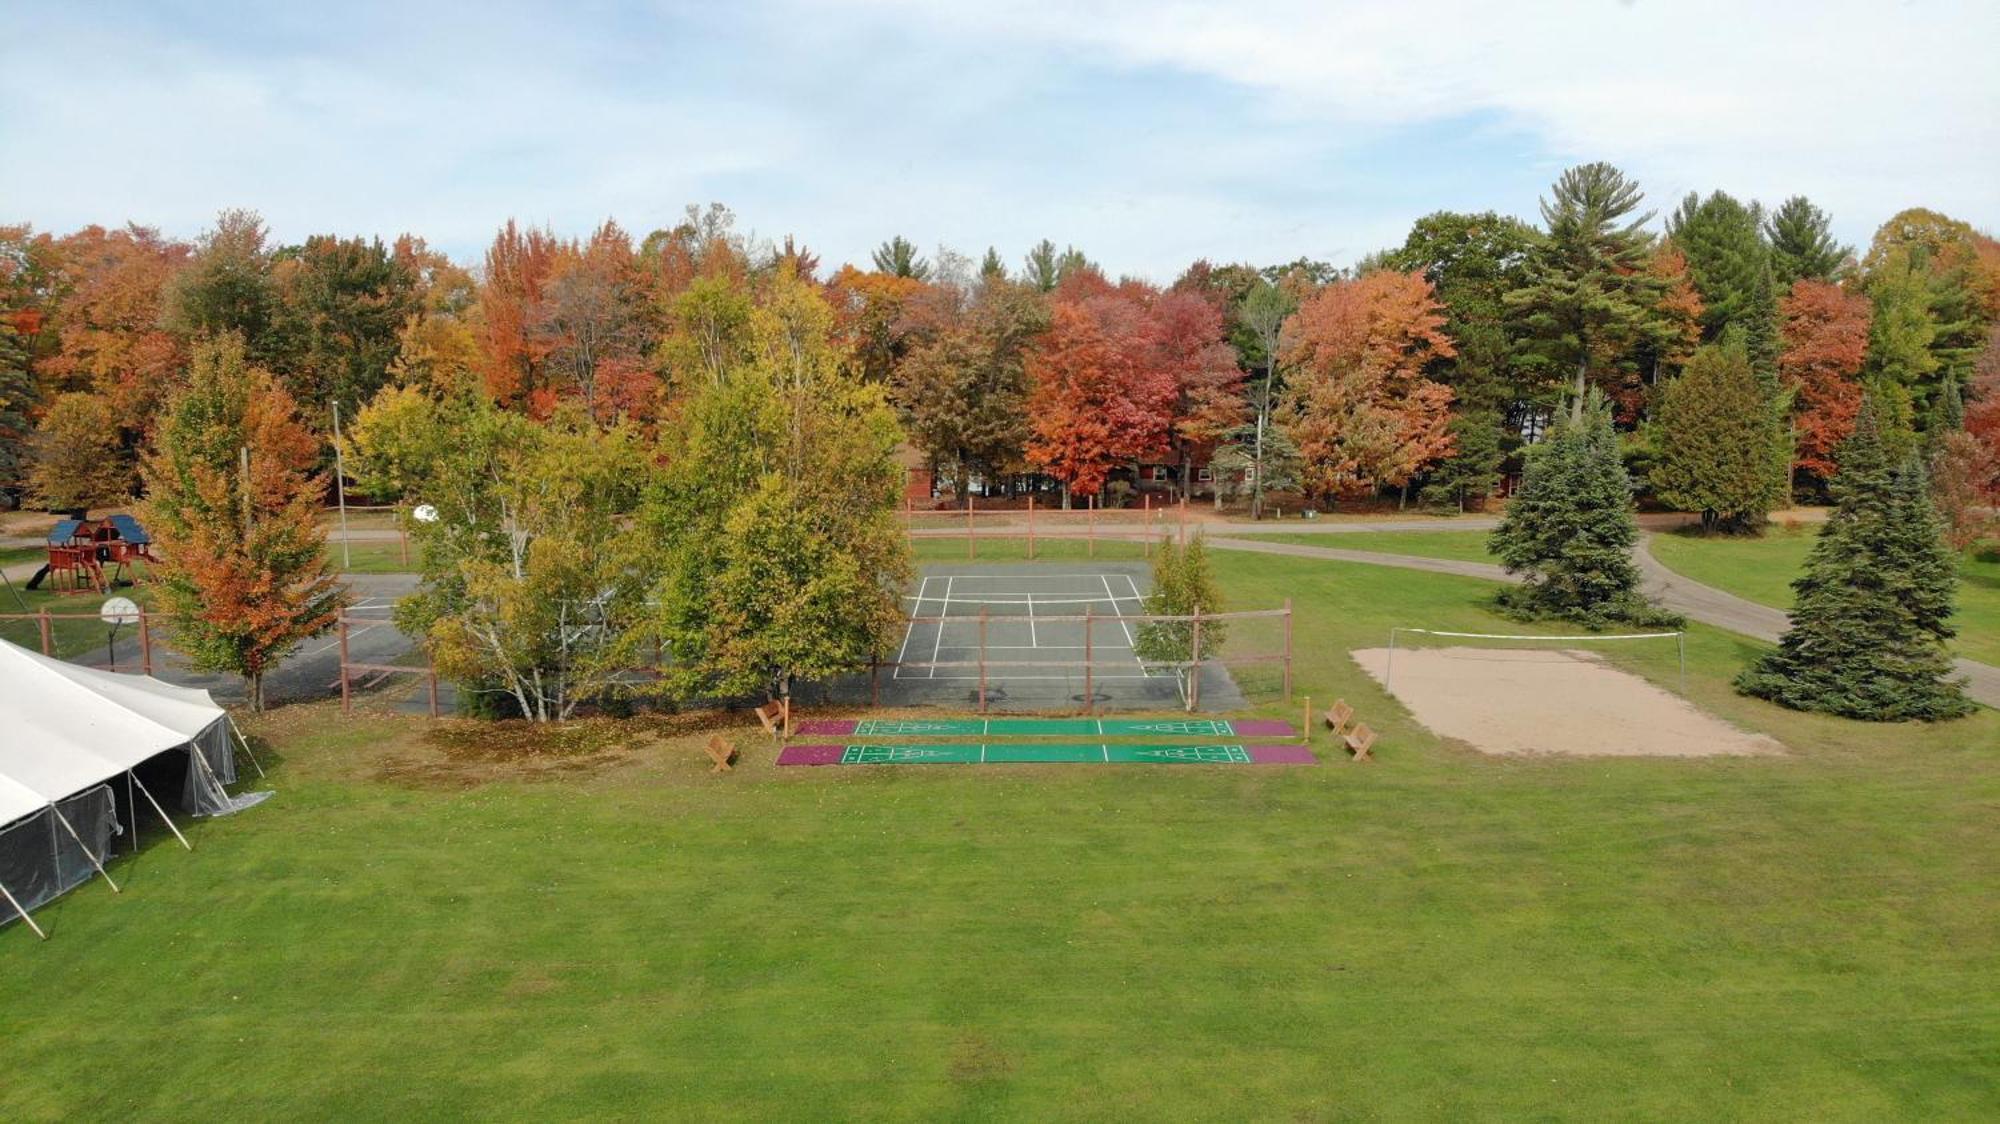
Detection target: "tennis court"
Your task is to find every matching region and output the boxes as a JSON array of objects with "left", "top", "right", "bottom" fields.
[{"left": 863, "top": 563, "right": 1248, "bottom": 711}]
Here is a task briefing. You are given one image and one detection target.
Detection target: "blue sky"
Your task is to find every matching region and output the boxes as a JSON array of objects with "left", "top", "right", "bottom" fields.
[{"left": 3, "top": 1, "right": 1995, "bottom": 281}]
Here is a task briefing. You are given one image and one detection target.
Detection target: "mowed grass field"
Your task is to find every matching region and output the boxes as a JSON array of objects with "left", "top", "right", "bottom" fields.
[
  {"left": 3, "top": 550, "right": 1996, "bottom": 1120},
  {"left": 1649, "top": 527, "right": 2000, "bottom": 665}
]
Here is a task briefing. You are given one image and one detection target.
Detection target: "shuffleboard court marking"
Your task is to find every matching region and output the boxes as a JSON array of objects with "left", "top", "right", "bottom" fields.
[
  {"left": 846, "top": 717, "right": 1255, "bottom": 737},
  {"left": 829, "top": 743, "right": 1262, "bottom": 764}
]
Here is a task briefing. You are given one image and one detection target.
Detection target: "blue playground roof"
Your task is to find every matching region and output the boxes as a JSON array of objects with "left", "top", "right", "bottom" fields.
[
  {"left": 107, "top": 514, "right": 150, "bottom": 544},
  {"left": 46, "top": 519, "right": 83, "bottom": 545}
]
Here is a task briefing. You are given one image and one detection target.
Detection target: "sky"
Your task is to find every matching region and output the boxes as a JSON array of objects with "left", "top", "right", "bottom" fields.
[{"left": 3, "top": 1, "right": 1996, "bottom": 282}]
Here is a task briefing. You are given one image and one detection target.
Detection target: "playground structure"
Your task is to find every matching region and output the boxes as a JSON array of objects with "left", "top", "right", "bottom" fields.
[{"left": 26, "top": 514, "right": 156, "bottom": 595}]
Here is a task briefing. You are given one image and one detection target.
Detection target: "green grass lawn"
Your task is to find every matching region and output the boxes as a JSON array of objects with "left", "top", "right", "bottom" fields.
[
  {"left": 1649, "top": 527, "right": 2000, "bottom": 665},
  {"left": 4, "top": 551, "right": 1996, "bottom": 1119},
  {"left": 0, "top": 544, "right": 43, "bottom": 569},
  {"left": 1256, "top": 529, "right": 1499, "bottom": 563},
  {"left": 333, "top": 539, "right": 424, "bottom": 573},
  {"left": 0, "top": 578, "right": 157, "bottom": 660}
]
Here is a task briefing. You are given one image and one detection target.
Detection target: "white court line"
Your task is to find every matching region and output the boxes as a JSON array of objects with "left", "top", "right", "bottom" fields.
[
  {"left": 928, "top": 574, "right": 953, "bottom": 679},
  {"left": 1026, "top": 592, "right": 1037, "bottom": 647},
  {"left": 1101, "top": 574, "right": 1139, "bottom": 650},
  {"left": 297, "top": 621, "right": 383, "bottom": 659},
  {"left": 891, "top": 576, "right": 931, "bottom": 681}
]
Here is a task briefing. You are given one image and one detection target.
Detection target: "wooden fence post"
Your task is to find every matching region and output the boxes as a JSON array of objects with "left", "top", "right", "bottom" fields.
[
  {"left": 965, "top": 491, "right": 975, "bottom": 561},
  {"left": 1083, "top": 604, "right": 1094, "bottom": 714},
  {"left": 337, "top": 617, "right": 351, "bottom": 713},
  {"left": 1188, "top": 605, "right": 1202, "bottom": 712},
  {"left": 38, "top": 608, "right": 51, "bottom": 656},
  {"left": 1027, "top": 496, "right": 1035, "bottom": 560},
  {"left": 870, "top": 652, "right": 880, "bottom": 707},
  {"left": 139, "top": 610, "right": 153, "bottom": 676},
  {"left": 1282, "top": 597, "right": 1293, "bottom": 702},
  {"left": 1087, "top": 494, "right": 1096, "bottom": 558},
  {"left": 1179, "top": 496, "right": 1189, "bottom": 545},
  {"left": 426, "top": 650, "right": 440, "bottom": 718},
  {"left": 1142, "top": 493, "right": 1151, "bottom": 558}
]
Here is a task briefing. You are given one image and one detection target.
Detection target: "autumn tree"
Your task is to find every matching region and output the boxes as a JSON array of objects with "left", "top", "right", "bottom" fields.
[
  {"left": 1024, "top": 295, "right": 1174, "bottom": 504},
  {"left": 1736, "top": 395, "right": 1972, "bottom": 720},
  {"left": 892, "top": 276, "right": 1045, "bottom": 497},
  {"left": 1506, "top": 163, "right": 1664, "bottom": 418},
  {"left": 530, "top": 221, "right": 653, "bottom": 422},
  {"left": 1151, "top": 288, "right": 1245, "bottom": 498},
  {"left": 1, "top": 225, "right": 65, "bottom": 484},
  {"left": 1765, "top": 196, "right": 1849, "bottom": 286},
  {"left": 1277, "top": 270, "right": 1457, "bottom": 504},
  {"left": 647, "top": 271, "right": 910, "bottom": 705},
  {"left": 164, "top": 209, "right": 281, "bottom": 361},
  {"left": 1649, "top": 338, "right": 1788, "bottom": 532},
  {"left": 139, "top": 335, "right": 345, "bottom": 709},
  {"left": 38, "top": 224, "right": 190, "bottom": 426},
  {"left": 269, "top": 233, "right": 419, "bottom": 415},
  {"left": 475, "top": 220, "right": 562, "bottom": 408},
  {"left": 1779, "top": 279, "right": 1871, "bottom": 484},
  {"left": 1638, "top": 243, "right": 1705, "bottom": 384},
  {"left": 349, "top": 391, "right": 655, "bottom": 721},
  {"left": 27, "top": 392, "right": 130, "bottom": 511},
  {"left": 657, "top": 274, "right": 756, "bottom": 395}
]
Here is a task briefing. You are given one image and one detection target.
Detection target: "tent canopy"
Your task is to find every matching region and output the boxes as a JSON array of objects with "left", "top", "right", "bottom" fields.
[{"left": 0, "top": 639, "right": 228, "bottom": 823}]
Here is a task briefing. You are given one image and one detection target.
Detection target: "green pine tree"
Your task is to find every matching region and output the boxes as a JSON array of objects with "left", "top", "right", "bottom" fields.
[
  {"left": 1765, "top": 196, "right": 1850, "bottom": 286},
  {"left": 1420, "top": 409, "right": 1506, "bottom": 511},
  {"left": 1667, "top": 191, "right": 1771, "bottom": 340},
  {"left": 1736, "top": 395, "right": 1973, "bottom": 720},
  {"left": 1650, "top": 339, "right": 1788, "bottom": 532},
  {"left": 1504, "top": 163, "right": 1664, "bottom": 419},
  {"left": 1490, "top": 390, "right": 1680, "bottom": 627}
]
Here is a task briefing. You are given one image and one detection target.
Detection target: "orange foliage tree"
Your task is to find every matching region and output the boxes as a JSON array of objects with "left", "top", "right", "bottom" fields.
[
  {"left": 1277, "top": 270, "right": 1457, "bottom": 503},
  {"left": 1778, "top": 279, "right": 1872, "bottom": 481},
  {"left": 38, "top": 224, "right": 190, "bottom": 426},
  {"left": 1024, "top": 298, "right": 1175, "bottom": 503},
  {"left": 476, "top": 221, "right": 562, "bottom": 409},
  {"left": 1149, "top": 288, "right": 1246, "bottom": 497},
  {"left": 140, "top": 335, "right": 346, "bottom": 709}
]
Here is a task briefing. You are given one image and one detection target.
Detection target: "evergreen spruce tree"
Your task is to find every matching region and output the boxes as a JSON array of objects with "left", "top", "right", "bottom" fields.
[
  {"left": 1650, "top": 339, "right": 1788, "bottom": 532},
  {"left": 1765, "top": 196, "right": 1850, "bottom": 286},
  {"left": 1490, "top": 390, "right": 1679, "bottom": 627},
  {"left": 1735, "top": 396, "right": 1972, "bottom": 720}
]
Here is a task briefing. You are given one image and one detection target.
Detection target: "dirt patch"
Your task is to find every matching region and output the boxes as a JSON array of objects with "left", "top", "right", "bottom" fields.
[{"left": 1352, "top": 647, "right": 1783, "bottom": 758}]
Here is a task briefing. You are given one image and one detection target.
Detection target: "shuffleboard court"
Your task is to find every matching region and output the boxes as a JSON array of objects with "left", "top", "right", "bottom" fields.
[
  {"left": 794, "top": 716, "right": 1299, "bottom": 738},
  {"left": 778, "top": 743, "right": 1318, "bottom": 766}
]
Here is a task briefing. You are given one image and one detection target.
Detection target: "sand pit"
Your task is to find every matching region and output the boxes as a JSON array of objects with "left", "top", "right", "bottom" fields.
[{"left": 1351, "top": 647, "right": 1783, "bottom": 758}]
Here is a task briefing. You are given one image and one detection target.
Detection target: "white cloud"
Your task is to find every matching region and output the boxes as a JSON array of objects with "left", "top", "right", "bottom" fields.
[{"left": 819, "top": 0, "right": 2000, "bottom": 240}]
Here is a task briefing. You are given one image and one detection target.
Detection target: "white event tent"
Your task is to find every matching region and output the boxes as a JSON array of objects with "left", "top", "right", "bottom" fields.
[{"left": 0, "top": 638, "right": 269, "bottom": 939}]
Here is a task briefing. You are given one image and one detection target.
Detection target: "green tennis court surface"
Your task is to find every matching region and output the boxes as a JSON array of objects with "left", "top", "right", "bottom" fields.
[
  {"left": 842, "top": 743, "right": 1254, "bottom": 764},
  {"left": 851, "top": 717, "right": 1257, "bottom": 737}
]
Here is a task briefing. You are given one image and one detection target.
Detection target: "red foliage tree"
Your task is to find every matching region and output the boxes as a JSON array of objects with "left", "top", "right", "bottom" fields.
[
  {"left": 1024, "top": 299, "right": 1173, "bottom": 503},
  {"left": 1277, "top": 270, "right": 1457, "bottom": 503},
  {"left": 476, "top": 221, "right": 562, "bottom": 408},
  {"left": 1777, "top": 279, "right": 1871, "bottom": 480},
  {"left": 1149, "top": 288, "right": 1246, "bottom": 494}
]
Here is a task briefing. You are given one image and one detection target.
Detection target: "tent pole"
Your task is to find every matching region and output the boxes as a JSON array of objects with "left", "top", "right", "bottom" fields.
[
  {"left": 227, "top": 718, "right": 267, "bottom": 778},
  {"left": 128, "top": 771, "right": 192, "bottom": 852},
  {"left": 0, "top": 879, "right": 47, "bottom": 940},
  {"left": 50, "top": 805, "right": 119, "bottom": 894},
  {"left": 187, "top": 738, "right": 232, "bottom": 808}
]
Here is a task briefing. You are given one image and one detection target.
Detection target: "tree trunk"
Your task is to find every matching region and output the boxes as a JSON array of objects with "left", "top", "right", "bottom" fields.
[{"left": 1571, "top": 352, "right": 1589, "bottom": 420}]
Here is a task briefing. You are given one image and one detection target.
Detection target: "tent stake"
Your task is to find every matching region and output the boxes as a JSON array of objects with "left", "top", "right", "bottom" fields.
[
  {"left": 128, "top": 771, "right": 192, "bottom": 852},
  {"left": 227, "top": 718, "right": 267, "bottom": 778},
  {"left": 50, "top": 805, "right": 119, "bottom": 894},
  {"left": 0, "top": 879, "right": 47, "bottom": 940}
]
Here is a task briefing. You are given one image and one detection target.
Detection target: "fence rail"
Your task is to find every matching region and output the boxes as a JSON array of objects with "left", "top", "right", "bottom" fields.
[{"left": 901, "top": 494, "right": 1195, "bottom": 559}]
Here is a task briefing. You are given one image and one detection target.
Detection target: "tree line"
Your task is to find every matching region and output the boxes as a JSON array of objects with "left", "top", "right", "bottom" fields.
[{"left": 2, "top": 166, "right": 1995, "bottom": 717}]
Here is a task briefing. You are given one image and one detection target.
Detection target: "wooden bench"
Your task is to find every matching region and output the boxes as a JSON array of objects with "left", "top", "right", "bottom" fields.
[
  {"left": 703, "top": 734, "right": 738, "bottom": 773},
  {"left": 753, "top": 699, "right": 789, "bottom": 738},
  {"left": 1323, "top": 699, "right": 1354, "bottom": 735},
  {"left": 1343, "top": 723, "right": 1376, "bottom": 762}
]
